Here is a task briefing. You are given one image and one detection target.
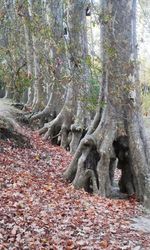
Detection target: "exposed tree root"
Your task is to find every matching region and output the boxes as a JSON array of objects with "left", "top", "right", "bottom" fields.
[
  {"left": 30, "top": 108, "right": 51, "bottom": 123},
  {"left": 38, "top": 110, "right": 72, "bottom": 147},
  {"left": 64, "top": 106, "right": 150, "bottom": 207},
  {"left": 29, "top": 99, "right": 58, "bottom": 127}
]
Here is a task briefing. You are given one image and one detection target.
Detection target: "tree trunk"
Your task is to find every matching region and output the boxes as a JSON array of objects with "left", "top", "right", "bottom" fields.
[
  {"left": 39, "top": 0, "right": 92, "bottom": 151},
  {"left": 25, "top": 0, "right": 45, "bottom": 112},
  {"left": 23, "top": 20, "right": 34, "bottom": 106},
  {"left": 64, "top": 0, "right": 150, "bottom": 208},
  {"left": 30, "top": 0, "right": 65, "bottom": 124},
  {"left": 68, "top": 0, "right": 91, "bottom": 154}
]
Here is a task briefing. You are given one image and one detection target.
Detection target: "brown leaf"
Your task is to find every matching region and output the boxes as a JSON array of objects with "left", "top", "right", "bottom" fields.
[{"left": 100, "top": 240, "right": 109, "bottom": 248}]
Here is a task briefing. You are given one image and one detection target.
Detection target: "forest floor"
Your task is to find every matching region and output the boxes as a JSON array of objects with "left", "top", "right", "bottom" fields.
[{"left": 0, "top": 99, "right": 150, "bottom": 250}]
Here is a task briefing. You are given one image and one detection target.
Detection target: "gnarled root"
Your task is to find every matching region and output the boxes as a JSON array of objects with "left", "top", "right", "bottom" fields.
[
  {"left": 30, "top": 108, "right": 50, "bottom": 123},
  {"left": 64, "top": 109, "right": 150, "bottom": 206},
  {"left": 39, "top": 114, "right": 62, "bottom": 144},
  {"left": 64, "top": 134, "right": 95, "bottom": 180},
  {"left": 64, "top": 126, "right": 116, "bottom": 197},
  {"left": 38, "top": 110, "right": 73, "bottom": 148},
  {"left": 64, "top": 115, "right": 136, "bottom": 198}
]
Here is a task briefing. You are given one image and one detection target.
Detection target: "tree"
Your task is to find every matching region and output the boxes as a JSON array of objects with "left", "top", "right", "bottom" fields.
[
  {"left": 39, "top": 0, "right": 91, "bottom": 152},
  {"left": 29, "top": 0, "right": 66, "bottom": 124},
  {"left": 64, "top": 0, "right": 150, "bottom": 208}
]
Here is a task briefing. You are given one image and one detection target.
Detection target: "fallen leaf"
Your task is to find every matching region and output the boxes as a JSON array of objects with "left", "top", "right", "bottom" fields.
[{"left": 100, "top": 240, "right": 109, "bottom": 248}]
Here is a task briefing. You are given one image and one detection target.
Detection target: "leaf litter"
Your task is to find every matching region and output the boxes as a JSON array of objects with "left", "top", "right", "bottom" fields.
[{"left": 0, "top": 128, "right": 150, "bottom": 250}]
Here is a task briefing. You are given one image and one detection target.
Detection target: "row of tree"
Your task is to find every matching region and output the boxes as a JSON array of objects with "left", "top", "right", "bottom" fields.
[{"left": 0, "top": 0, "right": 150, "bottom": 208}]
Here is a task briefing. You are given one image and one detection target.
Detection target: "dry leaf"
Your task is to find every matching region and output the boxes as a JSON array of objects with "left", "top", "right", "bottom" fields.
[{"left": 100, "top": 240, "right": 109, "bottom": 248}]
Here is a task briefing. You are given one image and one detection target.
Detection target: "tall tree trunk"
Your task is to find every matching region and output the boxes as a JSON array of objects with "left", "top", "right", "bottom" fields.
[
  {"left": 23, "top": 21, "right": 34, "bottom": 106},
  {"left": 64, "top": 0, "right": 150, "bottom": 208},
  {"left": 26, "top": 0, "right": 45, "bottom": 112},
  {"left": 30, "top": 0, "right": 65, "bottom": 123},
  {"left": 69, "top": 0, "right": 91, "bottom": 154},
  {"left": 40, "top": 0, "right": 91, "bottom": 152}
]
